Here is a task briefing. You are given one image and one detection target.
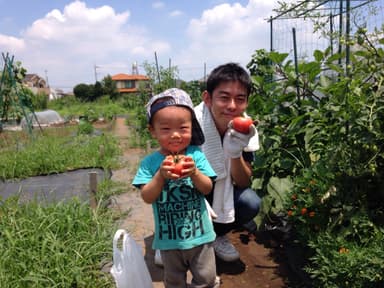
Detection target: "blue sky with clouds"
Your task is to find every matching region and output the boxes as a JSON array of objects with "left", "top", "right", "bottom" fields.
[{"left": 0, "top": 0, "right": 382, "bottom": 91}]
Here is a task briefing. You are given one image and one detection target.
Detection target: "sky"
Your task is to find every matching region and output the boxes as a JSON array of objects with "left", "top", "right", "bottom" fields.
[{"left": 0, "top": 0, "right": 382, "bottom": 91}]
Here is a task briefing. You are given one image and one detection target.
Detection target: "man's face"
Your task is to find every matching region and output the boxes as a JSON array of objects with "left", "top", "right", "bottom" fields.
[{"left": 203, "top": 80, "right": 248, "bottom": 136}]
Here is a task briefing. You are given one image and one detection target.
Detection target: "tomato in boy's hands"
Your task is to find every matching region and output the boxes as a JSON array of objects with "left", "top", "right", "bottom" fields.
[
  {"left": 169, "top": 155, "right": 186, "bottom": 177},
  {"left": 171, "top": 162, "right": 184, "bottom": 177},
  {"left": 170, "top": 156, "right": 194, "bottom": 177},
  {"left": 232, "top": 117, "right": 254, "bottom": 134}
]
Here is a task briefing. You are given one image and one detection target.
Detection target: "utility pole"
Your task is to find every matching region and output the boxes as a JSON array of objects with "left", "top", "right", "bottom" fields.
[
  {"left": 154, "top": 52, "right": 161, "bottom": 83},
  {"left": 44, "top": 69, "right": 50, "bottom": 88},
  {"left": 94, "top": 64, "right": 99, "bottom": 82},
  {"left": 204, "top": 62, "right": 206, "bottom": 83}
]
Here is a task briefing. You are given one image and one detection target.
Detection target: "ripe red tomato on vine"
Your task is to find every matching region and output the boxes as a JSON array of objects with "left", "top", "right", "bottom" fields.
[{"left": 309, "top": 211, "right": 315, "bottom": 217}]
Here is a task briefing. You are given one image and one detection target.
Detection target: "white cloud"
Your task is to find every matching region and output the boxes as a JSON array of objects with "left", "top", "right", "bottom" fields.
[
  {"left": 1, "top": 1, "right": 170, "bottom": 89},
  {"left": 0, "top": 0, "right": 295, "bottom": 88},
  {"left": 24, "top": 2, "right": 130, "bottom": 42},
  {"left": 169, "top": 10, "right": 183, "bottom": 17},
  {"left": 174, "top": 0, "right": 277, "bottom": 79},
  {"left": 152, "top": 1, "right": 165, "bottom": 9},
  {"left": 0, "top": 34, "right": 25, "bottom": 52}
]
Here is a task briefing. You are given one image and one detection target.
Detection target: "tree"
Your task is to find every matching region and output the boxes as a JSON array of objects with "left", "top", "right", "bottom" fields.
[
  {"left": 94, "top": 81, "right": 103, "bottom": 100},
  {"left": 73, "top": 83, "right": 94, "bottom": 102},
  {"left": 142, "top": 61, "right": 179, "bottom": 94},
  {"left": 179, "top": 80, "right": 204, "bottom": 105},
  {"left": 101, "top": 75, "right": 119, "bottom": 100}
]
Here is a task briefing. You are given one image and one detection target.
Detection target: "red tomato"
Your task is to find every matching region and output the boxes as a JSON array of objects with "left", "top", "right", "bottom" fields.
[
  {"left": 232, "top": 117, "right": 253, "bottom": 134},
  {"left": 171, "top": 162, "right": 184, "bottom": 176},
  {"left": 309, "top": 211, "right": 315, "bottom": 217},
  {"left": 301, "top": 208, "right": 308, "bottom": 215}
]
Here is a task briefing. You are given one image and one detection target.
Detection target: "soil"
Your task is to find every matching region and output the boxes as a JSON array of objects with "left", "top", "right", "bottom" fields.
[{"left": 107, "top": 116, "right": 304, "bottom": 288}]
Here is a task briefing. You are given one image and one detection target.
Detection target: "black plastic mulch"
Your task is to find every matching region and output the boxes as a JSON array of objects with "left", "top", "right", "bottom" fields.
[{"left": 0, "top": 168, "right": 110, "bottom": 204}]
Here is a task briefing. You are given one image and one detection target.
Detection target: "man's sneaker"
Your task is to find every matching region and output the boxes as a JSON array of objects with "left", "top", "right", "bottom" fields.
[
  {"left": 154, "top": 249, "right": 163, "bottom": 267},
  {"left": 213, "top": 235, "right": 240, "bottom": 262},
  {"left": 213, "top": 275, "right": 221, "bottom": 288}
]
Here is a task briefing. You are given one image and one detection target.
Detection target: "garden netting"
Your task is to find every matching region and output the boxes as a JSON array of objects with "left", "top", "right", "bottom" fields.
[{"left": 0, "top": 168, "right": 110, "bottom": 204}]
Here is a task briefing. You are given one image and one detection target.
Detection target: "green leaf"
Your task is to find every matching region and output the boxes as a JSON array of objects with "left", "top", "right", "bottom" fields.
[
  {"left": 269, "top": 51, "right": 289, "bottom": 64},
  {"left": 267, "top": 177, "right": 294, "bottom": 210},
  {"left": 319, "top": 75, "right": 331, "bottom": 88},
  {"left": 314, "top": 50, "right": 324, "bottom": 62},
  {"left": 327, "top": 63, "right": 344, "bottom": 74}
]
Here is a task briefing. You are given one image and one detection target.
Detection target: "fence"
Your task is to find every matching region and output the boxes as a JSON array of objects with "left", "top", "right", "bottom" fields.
[{"left": 269, "top": 0, "right": 384, "bottom": 63}]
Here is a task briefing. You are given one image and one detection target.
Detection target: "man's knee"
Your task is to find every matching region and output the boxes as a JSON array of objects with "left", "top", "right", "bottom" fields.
[{"left": 235, "top": 188, "right": 261, "bottom": 222}]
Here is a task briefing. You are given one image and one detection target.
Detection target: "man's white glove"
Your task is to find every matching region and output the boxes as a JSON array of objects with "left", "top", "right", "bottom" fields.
[{"left": 223, "top": 121, "right": 257, "bottom": 158}]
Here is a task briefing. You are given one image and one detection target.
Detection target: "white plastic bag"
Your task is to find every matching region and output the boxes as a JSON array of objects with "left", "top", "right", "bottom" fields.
[{"left": 110, "top": 229, "right": 153, "bottom": 288}]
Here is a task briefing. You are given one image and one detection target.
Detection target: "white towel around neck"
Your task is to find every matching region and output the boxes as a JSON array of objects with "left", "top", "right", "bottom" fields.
[{"left": 195, "top": 102, "right": 234, "bottom": 223}]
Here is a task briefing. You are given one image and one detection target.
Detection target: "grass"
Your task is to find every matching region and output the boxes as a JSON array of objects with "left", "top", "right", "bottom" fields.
[
  {"left": 0, "top": 126, "right": 121, "bottom": 180},
  {"left": 0, "top": 196, "right": 116, "bottom": 287},
  {"left": 0, "top": 124, "right": 125, "bottom": 287},
  {"left": 47, "top": 95, "right": 128, "bottom": 122}
]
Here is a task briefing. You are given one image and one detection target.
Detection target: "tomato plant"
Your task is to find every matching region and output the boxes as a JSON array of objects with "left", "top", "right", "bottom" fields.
[
  {"left": 248, "top": 26, "right": 384, "bottom": 286},
  {"left": 232, "top": 117, "right": 253, "bottom": 134}
]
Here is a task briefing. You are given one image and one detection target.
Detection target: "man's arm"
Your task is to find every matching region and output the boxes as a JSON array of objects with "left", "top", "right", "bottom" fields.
[
  {"left": 224, "top": 125, "right": 256, "bottom": 188},
  {"left": 230, "top": 157, "right": 252, "bottom": 188}
]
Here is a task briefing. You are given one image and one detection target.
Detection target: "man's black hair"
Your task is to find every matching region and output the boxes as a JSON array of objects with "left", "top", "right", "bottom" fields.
[{"left": 206, "top": 62, "right": 252, "bottom": 96}]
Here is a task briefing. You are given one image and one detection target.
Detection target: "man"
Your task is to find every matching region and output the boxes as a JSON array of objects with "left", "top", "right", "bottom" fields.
[{"left": 194, "top": 62, "right": 261, "bottom": 262}]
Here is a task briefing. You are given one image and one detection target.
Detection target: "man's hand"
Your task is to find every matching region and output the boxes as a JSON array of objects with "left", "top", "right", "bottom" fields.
[{"left": 224, "top": 122, "right": 257, "bottom": 158}]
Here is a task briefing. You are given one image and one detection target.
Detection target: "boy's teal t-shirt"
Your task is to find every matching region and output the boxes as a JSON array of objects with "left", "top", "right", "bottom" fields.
[{"left": 132, "top": 145, "right": 216, "bottom": 250}]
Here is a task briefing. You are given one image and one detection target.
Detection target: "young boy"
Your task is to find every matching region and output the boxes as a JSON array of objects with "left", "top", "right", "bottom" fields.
[{"left": 132, "top": 88, "right": 220, "bottom": 288}]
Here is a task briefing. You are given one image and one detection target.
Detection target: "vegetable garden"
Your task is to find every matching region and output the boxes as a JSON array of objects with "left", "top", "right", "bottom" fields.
[
  {"left": 246, "top": 19, "right": 384, "bottom": 287},
  {"left": 1, "top": 1, "right": 383, "bottom": 285}
]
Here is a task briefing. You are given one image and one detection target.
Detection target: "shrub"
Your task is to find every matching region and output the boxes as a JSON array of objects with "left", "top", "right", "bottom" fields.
[{"left": 248, "top": 27, "right": 384, "bottom": 286}]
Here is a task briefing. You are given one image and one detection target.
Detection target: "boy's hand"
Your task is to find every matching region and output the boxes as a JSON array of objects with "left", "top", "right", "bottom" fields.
[
  {"left": 179, "top": 156, "right": 197, "bottom": 177},
  {"left": 160, "top": 155, "right": 196, "bottom": 179},
  {"left": 160, "top": 155, "right": 178, "bottom": 179}
]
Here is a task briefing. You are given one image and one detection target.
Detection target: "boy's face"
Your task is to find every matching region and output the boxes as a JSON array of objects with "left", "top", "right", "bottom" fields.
[
  {"left": 203, "top": 80, "right": 249, "bottom": 136},
  {"left": 149, "top": 105, "right": 193, "bottom": 155}
]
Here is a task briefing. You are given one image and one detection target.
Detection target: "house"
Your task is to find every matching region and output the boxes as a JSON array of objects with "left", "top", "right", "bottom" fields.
[
  {"left": 111, "top": 73, "right": 150, "bottom": 93},
  {"left": 23, "top": 73, "right": 50, "bottom": 95},
  {"left": 23, "top": 73, "right": 47, "bottom": 88}
]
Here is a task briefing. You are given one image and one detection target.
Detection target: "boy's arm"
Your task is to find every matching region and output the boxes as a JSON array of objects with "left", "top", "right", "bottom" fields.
[
  {"left": 140, "top": 170, "right": 166, "bottom": 204},
  {"left": 140, "top": 156, "right": 174, "bottom": 204},
  {"left": 190, "top": 169, "right": 213, "bottom": 195}
]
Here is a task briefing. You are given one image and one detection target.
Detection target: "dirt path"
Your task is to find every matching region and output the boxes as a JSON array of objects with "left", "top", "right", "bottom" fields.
[{"left": 108, "top": 116, "right": 295, "bottom": 288}]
